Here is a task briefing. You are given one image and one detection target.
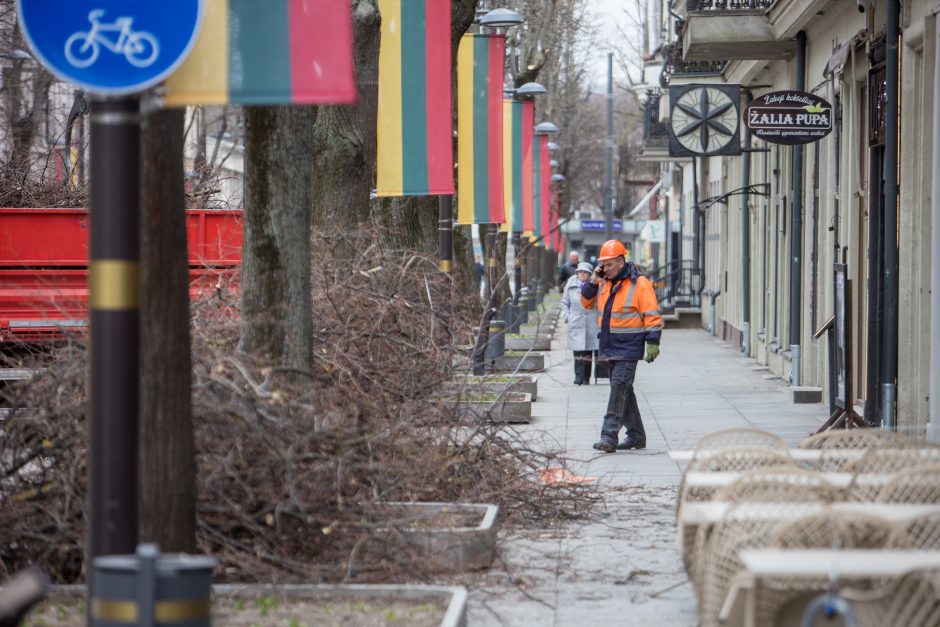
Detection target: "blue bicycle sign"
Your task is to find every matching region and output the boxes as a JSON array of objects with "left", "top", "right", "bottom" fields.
[
  {"left": 17, "top": 0, "right": 202, "bottom": 95},
  {"left": 65, "top": 10, "right": 160, "bottom": 69}
]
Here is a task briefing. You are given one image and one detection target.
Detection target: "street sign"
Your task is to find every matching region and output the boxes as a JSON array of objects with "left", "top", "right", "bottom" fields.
[
  {"left": 17, "top": 0, "right": 203, "bottom": 95},
  {"left": 744, "top": 91, "right": 833, "bottom": 145},
  {"left": 581, "top": 219, "right": 622, "bottom": 232},
  {"left": 668, "top": 83, "right": 741, "bottom": 157}
]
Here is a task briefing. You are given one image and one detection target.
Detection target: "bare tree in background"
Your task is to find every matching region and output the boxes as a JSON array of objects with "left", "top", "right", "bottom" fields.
[{"left": 0, "top": 1, "right": 55, "bottom": 193}]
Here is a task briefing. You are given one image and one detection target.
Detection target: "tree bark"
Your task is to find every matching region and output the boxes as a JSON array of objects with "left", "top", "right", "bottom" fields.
[
  {"left": 239, "top": 106, "right": 315, "bottom": 370},
  {"left": 310, "top": 0, "right": 381, "bottom": 231},
  {"left": 139, "top": 108, "right": 196, "bottom": 552}
]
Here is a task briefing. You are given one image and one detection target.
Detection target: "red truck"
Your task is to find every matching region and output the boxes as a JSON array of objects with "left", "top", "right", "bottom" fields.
[{"left": 0, "top": 208, "right": 242, "bottom": 342}]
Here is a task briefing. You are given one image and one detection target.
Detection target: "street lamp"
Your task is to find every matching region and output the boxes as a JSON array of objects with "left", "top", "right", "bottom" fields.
[
  {"left": 547, "top": 141, "right": 559, "bottom": 151},
  {"left": 508, "top": 81, "right": 547, "bottom": 98},
  {"left": 0, "top": 49, "right": 32, "bottom": 60},
  {"left": 478, "top": 7, "right": 524, "bottom": 27},
  {"left": 534, "top": 121, "right": 559, "bottom": 134},
  {"left": 551, "top": 173, "right": 566, "bottom": 183},
  {"left": 550, "top": 159, "right": 559, "bottom": 168}
]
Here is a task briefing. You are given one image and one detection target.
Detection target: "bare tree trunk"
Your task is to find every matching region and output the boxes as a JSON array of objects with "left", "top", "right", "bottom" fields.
[
  {"left": 139, "top": 108, "right": 196, "bottom": 552},
  {"left": 239, "top": 106, "right": 315, "bottom": 370},
  {"left": 310, "top": 0, "right": 381, "bottom": 230}
]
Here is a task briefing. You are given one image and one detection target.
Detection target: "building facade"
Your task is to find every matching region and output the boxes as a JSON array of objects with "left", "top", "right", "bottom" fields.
[{"left": 637, "top": 0, "right": 939, "bottom": 436}]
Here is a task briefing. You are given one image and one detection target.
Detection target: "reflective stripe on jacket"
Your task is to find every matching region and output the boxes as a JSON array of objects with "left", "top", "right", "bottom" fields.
[{"left": 579, "top": 263, "right": 662, "bottom": 360}]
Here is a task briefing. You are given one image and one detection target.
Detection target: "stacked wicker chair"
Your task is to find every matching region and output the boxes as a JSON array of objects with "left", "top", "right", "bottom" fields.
[
  {"left": 685, "top": 467, "right": 838, "bottom": 599},
  {"left": 799, "top": 428, "right": 914, "bottom": 450},
  {"left": 692, "top": 428, "right": 788, "bottom": 455},
  {"left": 678, "top": 446, "right": 795, "bottom": 508},
  {"left": 876, "top": 465, "right": 940, "bottom": 504},
  {"left": 677, "top": 428, "right": 790, "bottom": 513},
  {"left": 801, "top": 428, "right": 916, "bottom": 472},
  {"left": 902, "top": 512, "right": 940, "bottom": 549},
  {"left": 677, "top": 429, "right": 794, "bottom": 598},
  {"left": 846, "top": 569, "right": 940, "bottom": 627},
  {"left": 845, "top": 448, "right": 940, "bottom": 500},
  {"left": 750, "top": 510, "right": 912, "bottom": 627},
  {"left": 842, "top": 513, "right": 940, "bottom": 626},
  {"left": 697, "top": 502, "right": 818, "bottom": 627},
  {"left": 681, "top": 428, "right": 940, "bottom": 626}
]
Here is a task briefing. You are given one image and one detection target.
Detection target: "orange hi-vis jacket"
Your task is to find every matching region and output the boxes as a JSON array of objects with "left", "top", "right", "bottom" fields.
[{"left": 580, "top": 262, "right": 662, "bottom": 361}]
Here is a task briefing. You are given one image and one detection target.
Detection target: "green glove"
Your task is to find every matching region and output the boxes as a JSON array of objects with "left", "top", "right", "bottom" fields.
[{"left": 643, "top": 343, "right": 660, "bottom": 363}]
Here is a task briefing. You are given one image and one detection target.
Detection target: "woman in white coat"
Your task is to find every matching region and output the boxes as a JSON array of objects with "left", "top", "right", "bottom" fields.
[{"left": 560, "top": 262, "right": 599, "bottom": 384}]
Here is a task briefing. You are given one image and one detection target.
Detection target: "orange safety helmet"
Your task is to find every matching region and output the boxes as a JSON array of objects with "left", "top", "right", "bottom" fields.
[{"left": 597, "top": 239, "right": 627, "bottom": 261}]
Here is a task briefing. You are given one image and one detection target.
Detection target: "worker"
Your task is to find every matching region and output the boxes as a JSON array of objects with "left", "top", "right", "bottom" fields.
[{"left": 580, "top": 240, "right": 662, "bottom": 453}]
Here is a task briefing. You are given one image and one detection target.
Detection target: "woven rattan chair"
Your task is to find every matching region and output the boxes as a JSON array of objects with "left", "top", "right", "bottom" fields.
[
  {"left": 692, "top": 428, "right": 788, "bottom": 455},
  {"left": 799, "top": 428, "right": 913, "bottom": 450},
  {"left": 698, "top": 502, "right": 807, "bottom": 627},
  {"left": 747, "top": 511, "right": 913, "bottom": 627},
  {"left": 843, "top": 569, "right": 940, "bottom": 627},
  {"left": 678, "top": 447, "right": 796, "bottom": 517},
  {"left": 847, "top": 450, "right": 940, "bottom": 500},
  {"left": 875, "top": 465, "right": 940, "bottom": 504},
  {"left": 684, "top": 468, "right": 838, "bottom": 599},
  {"left": 900, "top": 512, "right": 940, "bottom": 550}
]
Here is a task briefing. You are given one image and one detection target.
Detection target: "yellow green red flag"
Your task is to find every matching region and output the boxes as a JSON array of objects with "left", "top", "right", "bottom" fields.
[{"left": 375, "top": 0, "right": 454, "bottom": 196}]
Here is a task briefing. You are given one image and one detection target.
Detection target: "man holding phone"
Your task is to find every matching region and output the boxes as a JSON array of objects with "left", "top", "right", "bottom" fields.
[{"left": 579, "top": 240, "right": 662, "bottom": 453}]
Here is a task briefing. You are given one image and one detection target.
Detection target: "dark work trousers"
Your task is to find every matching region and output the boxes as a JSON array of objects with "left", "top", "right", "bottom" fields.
[
  {"left": 600, "top": 360, "right": 645, "bottom": 444},
  {"left": 573, "top": 350, "right": 593, "bottom": 382}
]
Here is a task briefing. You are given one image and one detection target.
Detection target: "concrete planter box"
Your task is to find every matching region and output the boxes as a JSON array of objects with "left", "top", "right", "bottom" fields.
[
  {"left": 458, "top": 392, "right": 532, "bottom": 423},
  {"left": 44, "top": 584, "right": 468, "bottom": 627},
  {"left": 489, "top": 352, "right": 544, "bottom": 373},
  {"left": 369, "top": 502, "right": 499, "bottom": 572},
  {"left": 450, "top": 374, "right": 538, "bottom": 401},
  {"left": 506, "top": 335, "right": 551, "bottom": 351}
]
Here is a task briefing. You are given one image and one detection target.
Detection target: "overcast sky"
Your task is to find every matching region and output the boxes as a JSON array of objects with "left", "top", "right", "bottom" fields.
[{"left": 585, "top": 0, "right": 636, "bottom": 89}]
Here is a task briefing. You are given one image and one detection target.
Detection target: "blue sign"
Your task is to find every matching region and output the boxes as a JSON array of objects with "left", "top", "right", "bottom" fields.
[
  {"left": 581, "top": 219, "right": 623, "bottom": 232},
  {"left": 17, "top": 0, "right": 203, "bottom": 95}
]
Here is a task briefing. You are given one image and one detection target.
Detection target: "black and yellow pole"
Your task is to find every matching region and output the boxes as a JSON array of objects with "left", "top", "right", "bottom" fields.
[
  {"left": 438, "top": 196, "right": 453, "bottom": 273},
  {"left": 88, "top": 97, "right": 140, "bottom": 559},
  {"left": 511, "top": 231, "right": 522, "bottom": 302}
]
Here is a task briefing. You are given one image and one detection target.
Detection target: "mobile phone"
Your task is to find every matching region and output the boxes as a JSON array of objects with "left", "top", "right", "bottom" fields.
[{"left": 596, "top": 267, "right": 606, "bottom": 278}]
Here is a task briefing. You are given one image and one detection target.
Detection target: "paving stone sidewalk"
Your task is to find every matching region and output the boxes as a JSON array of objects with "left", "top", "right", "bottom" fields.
[{"left": 465, "top": 308, "right": 830, "bottom": 626}]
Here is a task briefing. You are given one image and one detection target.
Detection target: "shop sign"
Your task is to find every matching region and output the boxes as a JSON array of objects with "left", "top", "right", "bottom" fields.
[
  {"left": 744, "top": 90, "right": 833, "bottom": 145},
  {"left": 581, "top": 219, "right": 622, "bottom": 232}
]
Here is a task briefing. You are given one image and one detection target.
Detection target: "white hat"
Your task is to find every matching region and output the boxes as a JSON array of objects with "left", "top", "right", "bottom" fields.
[{"left": 576, "top": 262, "right": 593, "bottom": 273}]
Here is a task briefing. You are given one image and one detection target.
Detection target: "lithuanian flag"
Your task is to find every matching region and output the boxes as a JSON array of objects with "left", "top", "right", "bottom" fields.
[
  {"left": 532, "top": 132, "right": 546, "bottom": 238},
  {"left": 520, "top": 100, "right": 535, "bottom": 234},
  {"left": 538, "top": 134, "right": 552, "bottom": 243},
  {"left": 375, "top": 0, "right": 453, "bottom": 197},
  {"left": 457, "top": 34, "right": 505, "bottom": 225},
  {"left": 164, "top": 0, "right": 355, "bottom": 105},
  {"left": 501, "top": 100, "right": 523, "bottom": 232},
  {"left": 550, "top": 189, "right": 562, "bottom": 251}
]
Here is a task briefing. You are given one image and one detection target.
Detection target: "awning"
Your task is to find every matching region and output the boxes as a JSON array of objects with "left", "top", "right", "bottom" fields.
[
  {"left": 824, "top": 30, "right": 867, "bottom": 78},
  {"left": 628, "top": 181, "right": 662, "bottom": 218}
]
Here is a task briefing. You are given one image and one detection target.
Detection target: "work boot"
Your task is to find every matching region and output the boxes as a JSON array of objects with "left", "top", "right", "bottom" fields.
[
  {"left": 616, "top": 436, "right": 646, "bottom": 450},
  {"left": 592, "top": 439, "right": 616, "bottom": 453}
]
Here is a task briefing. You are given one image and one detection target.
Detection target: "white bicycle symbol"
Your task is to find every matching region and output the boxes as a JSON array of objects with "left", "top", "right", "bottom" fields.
[{"left": 64, "top": 9, "right": 160, "bottom": 69}]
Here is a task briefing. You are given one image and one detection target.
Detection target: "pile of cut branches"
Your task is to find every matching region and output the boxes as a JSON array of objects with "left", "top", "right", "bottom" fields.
[{"left": 0, "top": 229, "right": 597, "bottom": 583}]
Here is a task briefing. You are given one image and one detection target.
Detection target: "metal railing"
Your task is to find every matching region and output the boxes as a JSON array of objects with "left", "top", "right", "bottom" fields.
[
  {"left": 661, "top": 42, "right": 727, "bottom": 85},
  {"left": 643, "top": 91, "right": 670, "bottom": 142},
  {"left": 647, "top": 259, "right": 702, "bottom": 312},
  {"left": 689, "top": 0, "right": 776, "bottom": 11}
]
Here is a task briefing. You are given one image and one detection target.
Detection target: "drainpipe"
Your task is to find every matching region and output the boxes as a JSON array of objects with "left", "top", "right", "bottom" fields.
[
  {"left": 692, "top": 157, "right": 701, "bottom": 307},
  {"left": 742, "top": 118, "right": 752, "bottom": 356},
  {"left": 930, "top": 17, "right": 940, "bottom": 441},
  {"left": 881, "top": 0, "right": 900, "bottom": 430},
  {"left": 789, "top": 31, "right": 806, "bottom": 386}
]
